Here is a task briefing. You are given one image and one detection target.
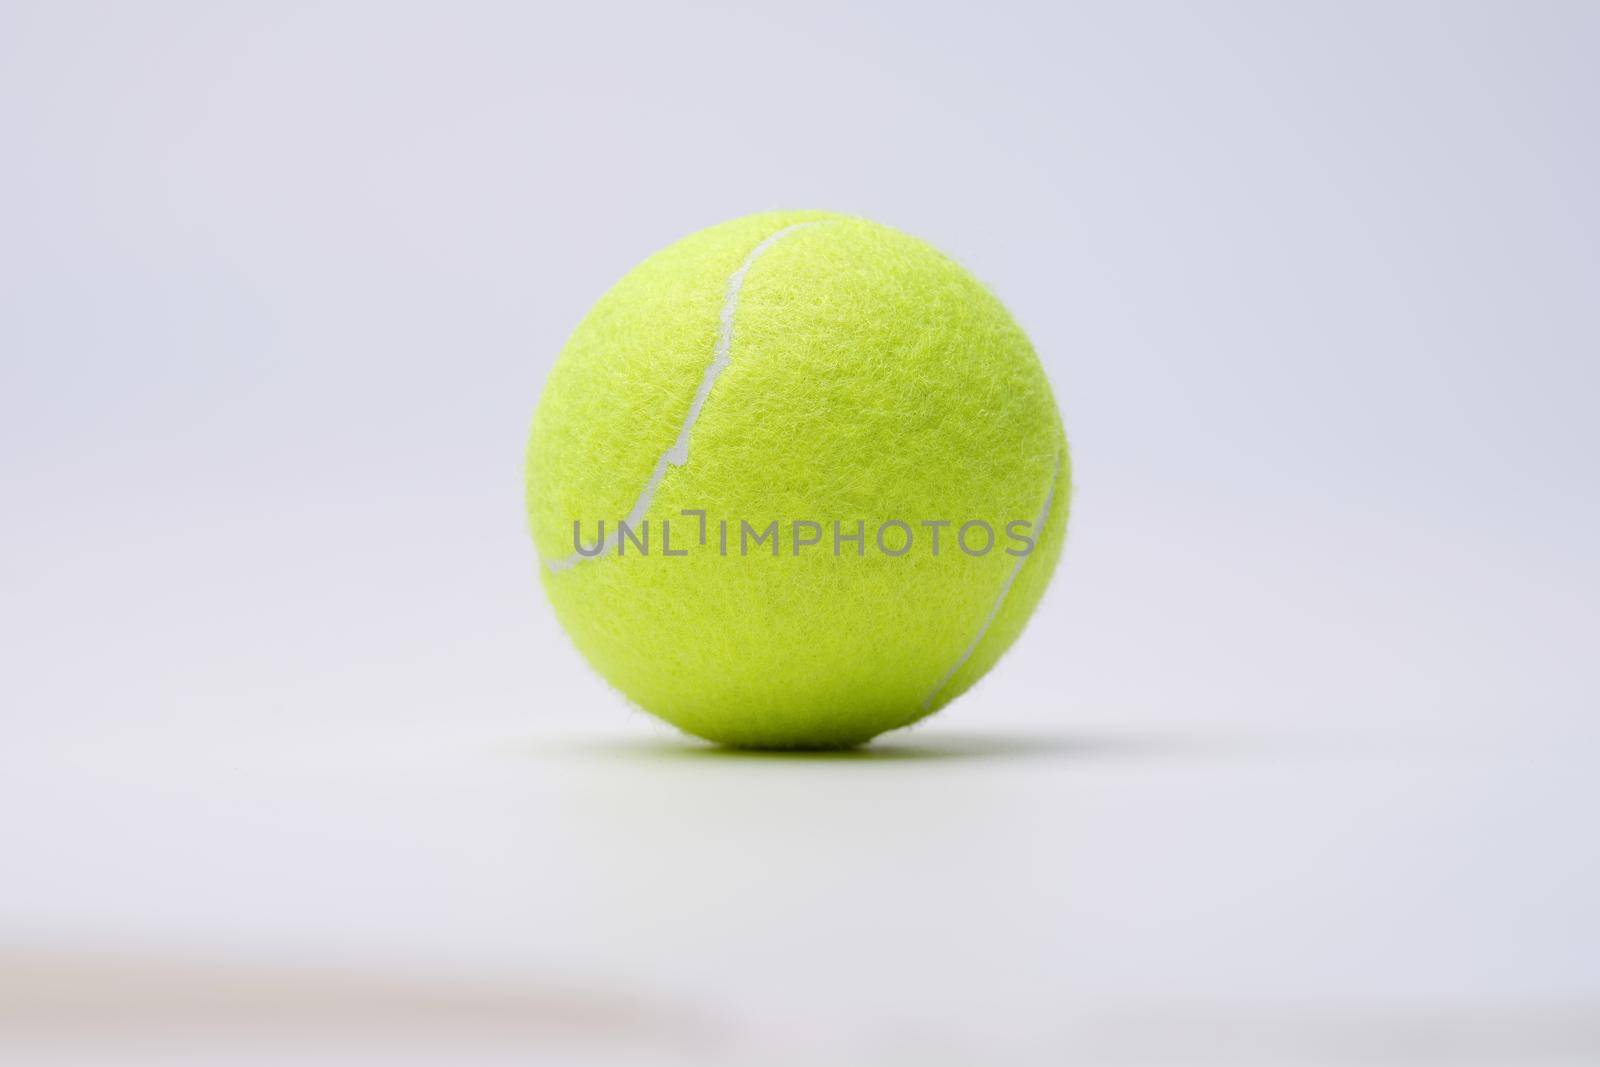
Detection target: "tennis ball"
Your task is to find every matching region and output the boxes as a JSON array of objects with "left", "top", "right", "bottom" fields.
[{"left": 526, "top": 211, "right": 1069, "bottom": 748}]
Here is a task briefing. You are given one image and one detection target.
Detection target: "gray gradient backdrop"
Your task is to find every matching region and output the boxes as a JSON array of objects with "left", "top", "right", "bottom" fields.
[{"left": 3, "top": 2, "right": 1597, "bottom": 1063}]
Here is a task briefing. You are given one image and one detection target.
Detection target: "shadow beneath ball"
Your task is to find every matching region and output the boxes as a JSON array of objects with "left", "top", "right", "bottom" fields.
[
  {"left": 577, "top": 729, "right": 1219, "bottom": 763},
  {"left": 560, "top": 726, "right": 1417, "bottom": 764}
]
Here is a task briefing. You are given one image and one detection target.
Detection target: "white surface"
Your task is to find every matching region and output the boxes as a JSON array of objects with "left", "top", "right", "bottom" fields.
[
  {"left": 3, "top": 1, "right": 1598, "bottom": 1062},
  {"left": 3, "top": 707, "right": 1597, "bottom": 1062}
]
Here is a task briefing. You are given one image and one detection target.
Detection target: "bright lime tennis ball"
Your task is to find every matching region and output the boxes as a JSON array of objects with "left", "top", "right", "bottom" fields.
[{"left": 526, "top": 211, "right": 1069, "bottom": 748}]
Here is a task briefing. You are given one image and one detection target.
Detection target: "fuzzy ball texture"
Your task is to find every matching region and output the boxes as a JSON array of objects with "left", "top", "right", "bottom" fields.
[{"left": 526, "top": 211, "right": 1069, "bottom": 748}]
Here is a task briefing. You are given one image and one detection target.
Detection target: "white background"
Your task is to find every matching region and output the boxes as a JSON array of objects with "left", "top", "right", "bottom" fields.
[{"left": 3, "top": 2, "right": 1597, "bottom": 1062}]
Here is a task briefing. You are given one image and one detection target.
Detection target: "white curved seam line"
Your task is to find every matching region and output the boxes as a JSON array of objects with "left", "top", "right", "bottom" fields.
[
  {"left": 547, "top": 221, "right": 824, "bottom": 573},
  {"left": 920, "top": 455, "right": 1061, "bottom": 711}
]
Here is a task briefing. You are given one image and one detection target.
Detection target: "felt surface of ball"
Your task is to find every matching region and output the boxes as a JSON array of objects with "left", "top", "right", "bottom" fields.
[{"left": 526, "top": 212, "right": 1070, "bottom": 748}]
